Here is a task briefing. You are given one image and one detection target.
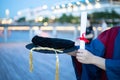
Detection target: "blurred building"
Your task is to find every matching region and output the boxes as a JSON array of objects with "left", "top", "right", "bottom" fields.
[
  {"left": 16, "top": 5, "right": 53, "bottom": 22},
  {"left": 15, "top": 0, "right": 120, "bottom": 22},
  {"left": 0, "top": 9, "right": 13, "bottom": 24}
]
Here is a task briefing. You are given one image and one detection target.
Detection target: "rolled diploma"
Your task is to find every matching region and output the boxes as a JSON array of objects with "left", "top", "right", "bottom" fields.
[{"left": 80, "top": 12, "right": 87, "bottom": 49}]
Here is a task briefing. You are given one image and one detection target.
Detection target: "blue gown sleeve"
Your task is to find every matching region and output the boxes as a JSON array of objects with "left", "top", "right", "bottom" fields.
[{"left": 106, "top": 60, "right": 120, "bottom": 80}]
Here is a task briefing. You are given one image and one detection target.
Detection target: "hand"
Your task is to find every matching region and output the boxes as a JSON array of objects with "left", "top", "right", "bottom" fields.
[
  {"left": 76, "top": 49, "right": 106, "bottom": 70},
  {"left": 76, "top": 49, "right": 95, "bottom": 64}
]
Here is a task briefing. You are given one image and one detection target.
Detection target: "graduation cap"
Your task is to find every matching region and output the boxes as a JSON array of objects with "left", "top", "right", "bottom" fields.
[
  {"left": 26, "top": 35, "right": 79, "bottom": 53},
  {"left": 26, "top": 35, "right": 79, "bottom": 73}
]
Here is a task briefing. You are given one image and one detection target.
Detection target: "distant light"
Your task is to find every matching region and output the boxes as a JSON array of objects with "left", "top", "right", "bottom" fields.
[
  {"left": 61, "top": 4, "right": 66, "bottom": 8},
  {"left": 17, "top": 11, "right": 21, "bottom": 16},
  {"left": 80, "top": 4, "right": 86, "bottom": 10},
  {"left": 86, "top": 0, "right": 90, "bottom": 4},
  {"left": 87, "top": 4, "right": 93, "bottom": 10},
  {"left": 38, "top": 17, "right": 43, "bottom": 21},
  {"left": 73, "top": 6, "right": 78, "bottom": 11},
  {"left": 1, "top": 19, "right": 12, "bottom": 24},
  {"left": 51, "top": 6, "right": 55, "bottom": 10},
  {"left": 32, "top": 27, "right": 39, "bottom": 30},
  {"left": 56, "top": 5, "right": 60, "bottom": 9},
  {"left": 42, "top": 5, "right": 48, "bottom": 9},
  {"left": 95, "top": 2, "right": 101, "bottom": 8},
  {"left": 35, "top": 17, "right": 43, "bottom": 22},
  {"left": 5, "top": 9, "right": 10, "bottom": 16},
  {"left": 43, "top": 22, "right": 48, "bottom": 26},
  {"left": 68, "top": 3, "right": 72, "bottom": 7},
  {"left": 96, "top": 0, "right": 100, "bottom": 1},
  {"left": 2, "top": 19, "right": 7, "bottom": 24},
  {"left": 93, "top": 27, "right": 96, "bottom": 31},
  {"left": 67, "top": 7, "right": 72, "bottom": 12},
  {"left": 8, "top": 19, "right": 13, "bottom": 24},
  {"left": 76, "top": 1, "right": 80, "bottom": 5}
]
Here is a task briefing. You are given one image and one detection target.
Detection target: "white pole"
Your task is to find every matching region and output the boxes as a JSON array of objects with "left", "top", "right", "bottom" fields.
[
  {"left": 52, "top": 26, "right": 57, "bottom": 38},
  {"left": 5, "top": 9, "right": 10, "bottom": 19},
  {"left": 74, "top": 25, "right": 77, "bottom": 41},
  {"left": 29, "top": 26, "right": 33, "bottom": 42},
  {"left": 80, "top": 11, "right": 87, "bottom": 49},
  {"left": 4, "top": 25, "right": 8, "bottom": 42}
]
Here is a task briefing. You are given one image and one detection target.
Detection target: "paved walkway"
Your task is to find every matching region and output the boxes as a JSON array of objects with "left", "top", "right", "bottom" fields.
[{"left": 0, "top": 43, "right": 76, "bottom": 80}]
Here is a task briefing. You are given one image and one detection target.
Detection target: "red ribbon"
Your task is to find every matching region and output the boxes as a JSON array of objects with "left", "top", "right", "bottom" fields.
[{"left": 77, "top": 33, "right": 90, "bottom": 43}]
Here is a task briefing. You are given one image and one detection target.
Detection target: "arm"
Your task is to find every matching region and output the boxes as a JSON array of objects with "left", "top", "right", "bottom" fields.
[
  {"left": 92, "top": 55, "right": 105, "bottom": 70},
  {"left": 76, "top": 49, "right": 106, "bottom": 70}
]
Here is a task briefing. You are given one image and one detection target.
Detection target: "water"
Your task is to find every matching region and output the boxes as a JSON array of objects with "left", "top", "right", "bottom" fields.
[{"left": 0, "top": 30, "right": 79, "bottom": 42}]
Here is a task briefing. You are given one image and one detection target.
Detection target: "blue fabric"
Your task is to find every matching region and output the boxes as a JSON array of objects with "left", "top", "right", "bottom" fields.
[
  {"left": 86, "top": 38, "right": 105, "bottom": 57},
  {"left": 106, "top": 29, "right": 120, "bottom": 80},
  {"left": 72, "top": 27, "right": 120, "bottom": 80}
]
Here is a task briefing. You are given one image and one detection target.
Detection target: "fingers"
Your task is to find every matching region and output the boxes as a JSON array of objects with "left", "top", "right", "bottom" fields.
[
  {"left": 76, "top": 49, "right": 87, "bottom": 57},
  {"left": 76, "top": 49, "right": 95, "bottom": 64},
  {"left": 76, "top": 49, "right": 91, "bottom": 64},
  {"left": 76, "top": 49, "right": 86, "bottom": 62}
]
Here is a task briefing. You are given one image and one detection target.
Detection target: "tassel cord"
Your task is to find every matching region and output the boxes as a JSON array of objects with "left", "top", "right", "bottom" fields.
[{"left": 29, "top": 46, "right": 62, "bottom": 80}]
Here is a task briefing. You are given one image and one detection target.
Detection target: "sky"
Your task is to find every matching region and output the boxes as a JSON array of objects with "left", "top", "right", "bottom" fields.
[{"left": 0, "top": 0, "right": 80, "bottom": 18}]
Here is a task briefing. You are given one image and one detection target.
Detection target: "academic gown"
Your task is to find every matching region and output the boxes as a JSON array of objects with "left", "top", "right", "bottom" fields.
[{"left": 72, "top": 27, "right": 120, "bottom": 80}]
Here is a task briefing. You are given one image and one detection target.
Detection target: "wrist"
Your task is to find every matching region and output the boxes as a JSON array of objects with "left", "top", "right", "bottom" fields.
[
  {"left": 91, "top": 55, "right": 106, "bottom": 70},
  {"left": 91, "top": 55, "right": 98, "bottom": 64}
]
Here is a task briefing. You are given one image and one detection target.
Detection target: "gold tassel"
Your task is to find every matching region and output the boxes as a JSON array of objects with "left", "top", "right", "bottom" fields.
[
  {"left": 29, "top": 46, "right": 62, "bottom": 80},
  {"left": 55, "top": 51, "right": 59, "bottom": 80},
  {"left": 29, "top": 50, "right": 33, "bottom": 72}
]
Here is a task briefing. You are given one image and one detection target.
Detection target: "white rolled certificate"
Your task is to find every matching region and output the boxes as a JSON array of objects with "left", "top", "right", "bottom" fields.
[{"left": 80, "top": 12, "right": 87, "bottom": 49}]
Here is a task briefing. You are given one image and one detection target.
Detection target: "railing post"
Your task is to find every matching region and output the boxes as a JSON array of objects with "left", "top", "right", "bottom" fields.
[
  {"left": 73, "top": 26, "right": 78, "bottom": 41},
  {"left": 4, "top": 25, "right": 8, "bottom": 42},
  {"left": 29, "top": 26, "right": 33, "bottom": 42},
  {"left": 52, "top": 26, "right": 57, "bottom": 38}
]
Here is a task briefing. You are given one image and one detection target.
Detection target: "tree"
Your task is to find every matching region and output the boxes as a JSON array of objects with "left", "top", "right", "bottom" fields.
[
  {"left": 90, "top": 9, "right": 120, "bottom": 25},
  {"left": 58, "top": 14, "right": 68, "bottom": 23},
  {"left": 42, "top": 17, "right": 49, "bottom": 23},
  {"left": 17, "top": 17, "right": 26, "bottom": 22}
]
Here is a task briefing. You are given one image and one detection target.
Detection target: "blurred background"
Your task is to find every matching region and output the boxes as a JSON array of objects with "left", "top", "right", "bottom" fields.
[
  {"left": 0, "top": 0, "right": 120, "bottom": 42},
  {"left": 0, "top": 0, "right": 120, "bottom": 80}
]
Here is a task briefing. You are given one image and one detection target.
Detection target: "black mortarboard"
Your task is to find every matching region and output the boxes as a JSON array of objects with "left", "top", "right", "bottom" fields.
[
  {"left": 26, "top": 35, "right": 79, "bottom": 72},
  {"left": 26, "top": 35, "right": 78, "bottom": 53}
]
